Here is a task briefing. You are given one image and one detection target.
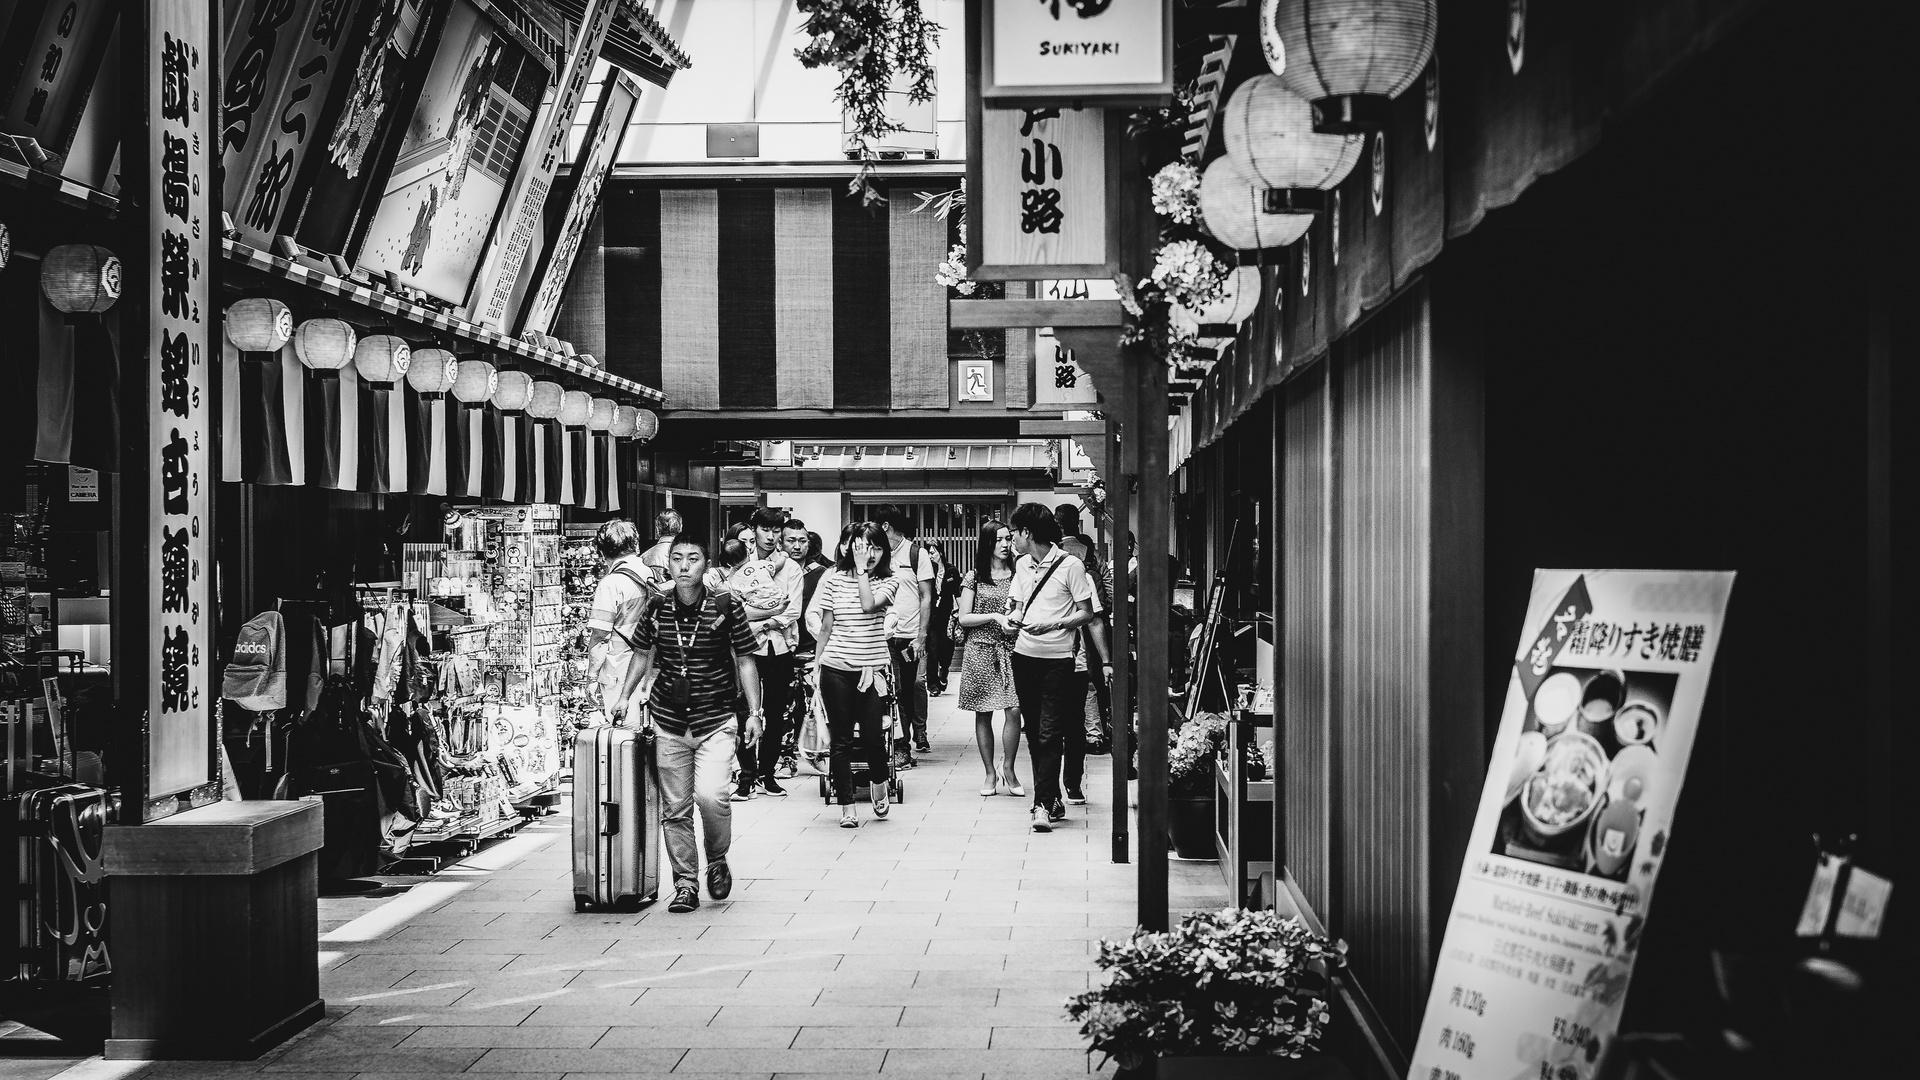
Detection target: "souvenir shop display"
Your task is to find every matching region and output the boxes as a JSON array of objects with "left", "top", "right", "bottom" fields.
[{"left": 555, "top": 528, "right": 604, "bottom": 766}]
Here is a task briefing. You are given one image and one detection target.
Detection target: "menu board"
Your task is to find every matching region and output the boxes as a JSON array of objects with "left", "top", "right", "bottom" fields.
[{"left": 1411, "top": 570, "right": 1735, "bottom": 1080}]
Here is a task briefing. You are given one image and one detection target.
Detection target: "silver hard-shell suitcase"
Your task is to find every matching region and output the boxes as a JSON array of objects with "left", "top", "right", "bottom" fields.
[{"left": 571, "top": 725, "right": 660, "bottom": 912}]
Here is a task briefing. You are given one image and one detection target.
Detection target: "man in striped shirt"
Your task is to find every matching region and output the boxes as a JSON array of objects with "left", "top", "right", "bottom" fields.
[{"left": 610, "top": 537, "right": 764, "bottom": 913}]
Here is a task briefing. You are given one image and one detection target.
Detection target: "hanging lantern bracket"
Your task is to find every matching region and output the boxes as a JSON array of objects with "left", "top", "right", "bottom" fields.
[
  {"left": 1263, "top": 187, "right": 1328, "bottom": 214},
  {"left": 1310, "top": 94, "right": 1393, "bottom": 135}
]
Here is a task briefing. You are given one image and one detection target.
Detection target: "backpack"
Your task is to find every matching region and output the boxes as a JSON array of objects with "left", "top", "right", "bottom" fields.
[{"left": 223, "top": 610, "right": 287, "bottom": 712}]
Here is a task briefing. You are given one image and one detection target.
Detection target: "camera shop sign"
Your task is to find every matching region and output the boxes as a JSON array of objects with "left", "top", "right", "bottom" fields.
[{"left": 980, "top": 0, "right": 1172, "bottom": 106}]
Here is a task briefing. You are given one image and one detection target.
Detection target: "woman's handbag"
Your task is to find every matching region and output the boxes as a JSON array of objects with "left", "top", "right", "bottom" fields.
[{"left": 795, "top": 687, "right": 829, "bottom": 775}]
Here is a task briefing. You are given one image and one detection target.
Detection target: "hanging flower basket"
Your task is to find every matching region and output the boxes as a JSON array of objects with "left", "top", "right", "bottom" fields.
[{"left": 1151, "top": 162, "right": 1203, "bottom": 224}]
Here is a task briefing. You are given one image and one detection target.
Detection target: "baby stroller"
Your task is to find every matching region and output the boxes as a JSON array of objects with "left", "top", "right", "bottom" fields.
[{"left": 815, "top": 684, "right": 905, "bottom": 805}]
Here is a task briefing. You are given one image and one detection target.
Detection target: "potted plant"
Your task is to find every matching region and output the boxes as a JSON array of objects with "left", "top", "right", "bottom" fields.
[
  {"left": 1067, "top": 908, "right": 1351, "bottom": 1079},
  {"left": 1167, "top": 712, "right": 1228, "bottom": 858}
]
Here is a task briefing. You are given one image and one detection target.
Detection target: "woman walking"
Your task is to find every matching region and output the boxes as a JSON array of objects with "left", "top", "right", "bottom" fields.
[
  {"left": 956, "top": 520, "right": 1024, "bottom": 797},
  {"left": 923, "top": 541, "right": 960, "bottom": 695},
  {"left": 811, "top": 523, "right": 900, "bottom": 828}
]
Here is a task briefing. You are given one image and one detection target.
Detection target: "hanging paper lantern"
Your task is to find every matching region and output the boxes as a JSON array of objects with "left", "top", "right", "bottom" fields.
[
  {"left": 631, "top": 409, "right": 660, "bottom": 443},
  {"left": 608, "top": 405, "right": 639, "bottom": 438},
  {"left": 559, "top": 390, "right": 592, "bottom": 427},
  {"left": 1175, "top": 266, "right": 1263, "bottom": 329},
  {"left": 1223, "top": 75, "right": 1364, "bottom": 191},
  {"left": 586, "top": 397, "right": 616, "bottom": 431},
  {"left": 527, "top": 380, "right": 564, "bottom": 419},
  {"left": 1262, "top": 0, "right": 1437, "bottom": 133},
  {"left": 353, "top": 333, "right": 412, "bottom": 386},
  {"left": 294, "top": 316, "right": 356, "bottom": 371},
  {"left": 492, "top": 369, "right": 533, "bottom": 411},
  {"left": 452, "top": 359, "right": 497, "bottom": 404},
  {"left": 225, "top": 297, "right": 296, "bottom": 352},
  {"left": 0, "top": 221, "right": 10, "bottom": 270},
  {"left": 1200, "top": 156, "right": 1315, "bottom": 251},
  {"left": 406, "top": 347, "right": 458, "bottom": 396},
  {"left": 41, "top": 244, "right": 122, "bottom": 314}
]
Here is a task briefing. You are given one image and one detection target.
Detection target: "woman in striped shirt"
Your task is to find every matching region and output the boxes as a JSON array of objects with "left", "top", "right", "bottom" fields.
[{"left": 813, "top": 522, "right": 900, "bottom": 828}]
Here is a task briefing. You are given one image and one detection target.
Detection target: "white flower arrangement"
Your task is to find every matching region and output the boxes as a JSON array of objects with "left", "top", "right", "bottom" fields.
[
  {"left": 1148, "top": 239, "right": 1229, "bottom": 311},
  {"left": 1168, "top": 711, "right": 1229, "bottom": 794},
  {"left": 1150, "top": 161, "right": 1202, "bottom": 224},
  {"left": 935, "top": 243, "right": 976, "bottom": 295}
]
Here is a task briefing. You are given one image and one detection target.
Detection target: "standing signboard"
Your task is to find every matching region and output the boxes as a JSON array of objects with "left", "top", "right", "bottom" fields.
[
  {"left": 978, "top": 0, "right": 1172, "bottom": 107},
  {"left": 1411, "top": 570, "right": 1736, "bottom": 1080},
  {"left": 518, "top": 68, "right": 641, "bottom": 336},
  {"left": 470, "top": 0, "right": 620, "bottom": 327}
]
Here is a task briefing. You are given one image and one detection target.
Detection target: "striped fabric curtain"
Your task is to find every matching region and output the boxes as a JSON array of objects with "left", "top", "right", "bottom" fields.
[
  {"left": 7, "top": 286, "right": 123, "bottom": 474},
  {"left": 404, "top": 387, "right": 450, "bottom": 496}
]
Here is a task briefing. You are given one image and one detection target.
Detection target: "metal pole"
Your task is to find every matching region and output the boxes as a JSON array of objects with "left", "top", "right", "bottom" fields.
[{"left": 1106, "top": 407, "right": 1131, "bottom": 864}]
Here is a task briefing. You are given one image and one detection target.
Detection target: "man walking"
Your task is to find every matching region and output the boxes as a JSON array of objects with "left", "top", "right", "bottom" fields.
[
  {"left": 731, "top": 507, "right": 806, "bottom": 799},
  {"left": 610, "top": 537, "right": 764, "bottom": 913},
  {"left": 639, "top": 508, "right": 682, "bottom": 590},
  {"left": 874, "top": 505, "right": 934, "bottom": 756},
  {"left": 584, "top": 520, "right": 652, "bottom": 719},
  {"left": 1005, "top": 503, "right": 1103, "bottom": 833}
]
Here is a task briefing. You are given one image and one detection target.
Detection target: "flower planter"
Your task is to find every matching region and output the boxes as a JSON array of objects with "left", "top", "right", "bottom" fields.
[
  {"left": 1156, "top": 1053, "right": 1354, "bottom": 1079},
  {"left": 1167, "top": 793, "right": 1217, "bottom": 859}
]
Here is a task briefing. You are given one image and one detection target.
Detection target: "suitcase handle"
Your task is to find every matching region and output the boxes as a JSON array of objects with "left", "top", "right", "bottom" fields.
[{"left": 600, "top": 801, "right": 619, "bottom": 837}]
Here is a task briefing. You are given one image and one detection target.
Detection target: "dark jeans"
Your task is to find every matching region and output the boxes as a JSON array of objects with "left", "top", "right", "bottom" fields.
[
  {"left": 818, "top": 666, "right": 888, "bottom": 805},
  {"left": 737, "top": 652, "right": 796, "bottom": 784},
  {"left": 1010, "top": 652, "right": 1077, "bottom": 811},
  {"left": 888, "top": 637, "right": 930, "bottom": 746},
  {"left": 926, "top": 616, "right": 954, "bottom": 691}
]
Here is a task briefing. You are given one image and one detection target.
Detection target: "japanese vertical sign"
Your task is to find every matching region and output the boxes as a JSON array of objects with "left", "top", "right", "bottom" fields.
[
  {"left": 1411, "top": 570, "right": 1736, "bottom": 1080},
  {"left": 470, "top": 0, "right": 620, "bottom": 328},
  {"left": 219, "top": 0, "right": 367, "bottom": 248},
  {"left": 0, "top": 0, "right": 116, "bottom": 158},
  {"left": 1033, "top": 279, "right": 1111, "bottom": 406},
  {"left": 518, "top": 69, "right": 641, "bottom": 335},
  {"left": 147, "top": 0, "right": 214, "bottom": 802},
  {"left": 971, "top": 105, "right": 1109, "bottom": 279}
]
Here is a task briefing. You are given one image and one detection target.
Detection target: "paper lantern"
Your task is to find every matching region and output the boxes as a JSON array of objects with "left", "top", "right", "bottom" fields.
[
  {"left": 1223, "top": 75, "right": 1364, "bottom": 191},
  {"left": 406, "top": 347, "right": 457, "bottom": 395},
  {"left": 631, "top": 409, "right": 660, "bottom": 443},
  {"left": 224, "top": 297, "right": 295, "bottom": 352},
  {"left": 608, "top": 405, "right": 639, "bottom": 438},
  {"left": 452, "top": 359, "right": 497, "bottom": 404},
  {"left": 41, "top": 244, "right": 122, "bottom": 314},
  {"left": 558, "top": 390, "right": 592, "bottom": 427},
  {"left": 1200, "top": 156, "right": 1315, "bottom": 251},
  {"left": 586, "top": 397, "right": 616, "bottom": 431},
  {"left": 492, "top": 369, "right": 533, "bottom": 411},
  {"left": 353, "top": 333, "right": 412, "bottom": 386},
  {"left": 293, "top": 316, "right": 356, "bottom": 371},
  {"left": 1262, "top": 0, "right": 1437, "bottom": 132},
  {"left": 527, "top": 380, "right": 564, "bottom": 419},
  {"left": 0, "top": 221, "right": 10, "bottom": 271},
  {"left": 1176, "top": 266, "right": 1263, "bottom": 329}
]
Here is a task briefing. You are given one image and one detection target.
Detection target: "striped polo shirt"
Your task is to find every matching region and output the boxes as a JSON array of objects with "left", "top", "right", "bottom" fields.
[
  {"left": 630, "top": 587, "right": 759, "bottom": 738},
  {"left": 816, "top": 572, "right": 900, "bottom": 672}
]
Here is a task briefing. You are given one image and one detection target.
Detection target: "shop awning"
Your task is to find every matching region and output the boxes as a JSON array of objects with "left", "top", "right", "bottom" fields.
[{"left": 543, "top": 0, "right": 691, "bottom": 87}]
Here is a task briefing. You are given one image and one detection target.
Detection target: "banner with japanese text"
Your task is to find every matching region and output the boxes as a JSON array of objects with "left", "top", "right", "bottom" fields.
[
  {"left": 1411, "top": 570, "right": 1735, "bottom": 1080},
  {"left": 518, "top": 68, "right": 641, "bottom": 336},
  {"left": 969, "top": 105, "right": 1109, "bottom": 280}
]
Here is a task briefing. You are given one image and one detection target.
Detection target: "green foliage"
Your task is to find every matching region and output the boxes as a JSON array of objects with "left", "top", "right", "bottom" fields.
[{"left": 795, "top": 0, "right": 939, "bottom": 206}]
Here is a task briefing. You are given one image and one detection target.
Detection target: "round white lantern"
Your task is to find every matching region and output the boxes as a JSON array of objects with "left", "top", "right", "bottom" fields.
[
  {"left": 1176, "top": 266, "right": 1263, "bottom": 328},
  {"left": 353, "top": 333, "right": 412, "bottom": 386},
  {"left": 41, "top": 244, "right": 121, "bottom": 314},
  {"left": 451, "top": 359, "right": 497, "bottom": 404},
  {"left": 1262, "top": 0, "right": 1437, "bottom": 133},
  {"left": 492, "top": 370, "right": 533, "bottom": 411},
  {"left": 558, "top": 390, "right": 593, "bottom": 427},
  {"left": 406, "top": 348, "right": 457, "bottom": 395},
  {"left": 1200, "top": 156, "right": 1315, "bottom": 251},
  {"left": 225, "top": 298, "right": 295, "bottom": 352},
  {"left": 293, "top": 316, "right": 356, "bottom": 371},
  {"left": 631, "top": 409, "right": 660, "bottom": 443},
  {"left": 526, "top": 380, "right": 564, "bottom": 419},
  {"left": 586, "top": 397, "right": 616, "bottom": 431},
  {"left": 608, "top": 405, "right": 639, "bottom": 438},
  {"left": 1223, "top": 75, "right": 1364, "bottom": 191}
]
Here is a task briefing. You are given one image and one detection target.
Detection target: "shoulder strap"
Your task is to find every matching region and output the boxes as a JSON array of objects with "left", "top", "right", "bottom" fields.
[
  {"left": 608, "top": 564, "right": 648, "bottom": 588},
  {"left": 1022, "top": 556, "right": 1067, "bottom": 612}
]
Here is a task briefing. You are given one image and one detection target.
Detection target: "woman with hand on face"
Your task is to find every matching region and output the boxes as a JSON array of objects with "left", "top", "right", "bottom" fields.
[
  {"left": 811, "top": 523, "right": 900, "bottom": 828},
  {"left": 955, "top": 520, "right": 1024, "bottom": 797}
]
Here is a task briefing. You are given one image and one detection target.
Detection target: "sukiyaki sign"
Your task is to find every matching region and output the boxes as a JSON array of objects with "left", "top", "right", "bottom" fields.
[
  {"left": 1411, "top": 570, "right": 1735, "bottom": 1080},
  {"left": 978, "top": 0, "right": 1172, "bottom": 106}
]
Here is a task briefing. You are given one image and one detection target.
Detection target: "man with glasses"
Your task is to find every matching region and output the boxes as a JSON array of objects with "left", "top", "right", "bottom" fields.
[{"left": 1006, "top": 503, "right": 1104, "bottom": 833}]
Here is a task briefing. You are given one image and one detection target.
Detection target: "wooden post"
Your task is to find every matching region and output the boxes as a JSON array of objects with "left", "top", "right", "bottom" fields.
[
  {"left": 1134, "top": 347, "right": 1172, "bottom": 931},
  {"left": 1106, "top": 404, "right": 1131, "bottom": 865}
]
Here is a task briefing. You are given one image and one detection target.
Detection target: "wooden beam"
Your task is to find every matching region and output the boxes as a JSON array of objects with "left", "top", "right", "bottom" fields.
[
  {"left": 950, "top": 299, "right": 1126, "bottom": 329},
  {"left": 1018, "top": 420, "right": 1105, "bottom": 436},
  {"left": 1135, "top": 344, "right": 1172, "bottom": 931}
]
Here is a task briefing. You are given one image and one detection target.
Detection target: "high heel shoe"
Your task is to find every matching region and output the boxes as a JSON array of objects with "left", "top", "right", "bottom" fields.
[
  {"left": 980, "top": 775, "right": 998, "bottom": 797},
  {"left": 998, "top": 769, "right": 1025, "bottom": 798}
]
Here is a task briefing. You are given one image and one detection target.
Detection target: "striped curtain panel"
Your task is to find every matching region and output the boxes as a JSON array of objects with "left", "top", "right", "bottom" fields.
[
  {"left": 595, "top": 182, "right": 958, "bottom": 410},
  {"left": 3, "top": 281, "right": 123, "bottom": 474}
]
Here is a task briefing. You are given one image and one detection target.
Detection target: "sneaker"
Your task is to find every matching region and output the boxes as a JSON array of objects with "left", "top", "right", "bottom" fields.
[
  {"left": 839, "top": 808, "right": 860, "bottom": 829},
  {"left": 870, "top": 782, "right": 890, "bottom": 818},
  {"left": 668, "top": 885, "right": 700, "bottom": 913},
  {"left": 729, "top": 783, "right": 754, "bottom": 802},
  {"left": 1065, "top": 787, "right": 1087, "bottom": 805},
  {"left": 913, "top": 739, "right": 931, "bottom": 754},
  {"left": 1030, "top": 807, "right": 1053, "bottom": 833},
  {"left": 758, "top": 778, "right": 788, "bottom": 797},
  {"left": 1048, "top": 800, "right": 1068, "bottom": 822},
  {"left": 706, "top": 859, "right": 732, "bottom": 900}
]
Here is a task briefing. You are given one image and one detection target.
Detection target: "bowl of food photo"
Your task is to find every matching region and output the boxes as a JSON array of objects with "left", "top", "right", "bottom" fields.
[{"left": 1521, "top": 731, "right": 1609, "bottom": 840}]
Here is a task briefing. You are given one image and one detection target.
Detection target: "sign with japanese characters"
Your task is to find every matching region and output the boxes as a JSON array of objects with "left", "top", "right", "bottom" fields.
[
  {"left": 0, "top": 0, "right": 117, "bottom": 161},
  {"left": 471, "top": 0, "right": 621, "bottom": 328},
  {"left": 1412, "top": 570, "right": 1735, "bottom": 1080},
  {"left": 219, "top": 0, "right": 368, "bottom": 248},
  {"left": 979, "top": 0, "right": 1172, "bottom": 106},
  {"left": 970, "top": 105, "right": 1110, "bottom": 280},
  {"left": 1033, "top": 327, "right": 1098, "bottom": 406},
  {"left": 519, "top": 68, "right": 642, "bottom": 335},
  {"left": 147, "top": 0, "right": 215, "bottom": 803}
]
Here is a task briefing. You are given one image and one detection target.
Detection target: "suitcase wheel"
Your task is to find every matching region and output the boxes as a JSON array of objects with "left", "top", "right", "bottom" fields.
[
  {"left": 891, "top": 777, "right": 903, "bottom": 803},
  {"left": 819, "top": 775, "right": 830, "bottom": 803},
  {"left": 575, "top": 895, "right": 591, "bottom": 913}
]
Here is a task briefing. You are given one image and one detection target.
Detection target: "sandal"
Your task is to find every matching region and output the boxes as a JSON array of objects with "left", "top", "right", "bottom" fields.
[
  {"left": 870, "top": 782, "right": 890, "bottom": 818},
  {"left": 839, "top": 807, "right": 860, "bottom": 829}
]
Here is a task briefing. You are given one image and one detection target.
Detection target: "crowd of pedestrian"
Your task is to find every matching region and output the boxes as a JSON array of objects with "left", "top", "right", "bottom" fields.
[{"left": 581, "top": 500, "right": 1116, "bottom": 910}]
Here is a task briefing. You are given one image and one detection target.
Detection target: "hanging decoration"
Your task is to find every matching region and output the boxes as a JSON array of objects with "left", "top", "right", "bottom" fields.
[
  {"left": 224, "top": 298, "right": 294, "bottom": 353},
  {"left": 352, "top": 333, "right": 412, "bottom": 387},
  {"left": 609, "top": 405, "right": 639, "bottom": 438},
  {"left": 1222, "top": 75, "right": 1365, "bottom": 192},
  {"left": 294, "top": 317, "right": 356, "bottom": 372},
  {"left": 492, "top": 371, "right": 535, "bottom": 501},
  {"left": 447, "top": 360, "right": 497, "bottom": 499},
  {"left": 1199, "top": 155, "right": 1317, "bottom": 251},
  {"left": 404, "top": 348, "right": 455, "bottom": 497},
  {"left": 1175, "top": 265, "right": 1263, "bottom": 332},
  {"left": 38, "top": 244, "right": 122, "bottom": 472},
  {"left": 1262, "top": 0, "right": 1438, "bottom": 133},
  {"left": 41, "top": 244, "right": 122, "bottom": 314},
  {"left": 631, "top": 408, "right": 660, "bottom": 444},
  {"left": 794, "top": 0, "right": 939, "bottom": 206},
  {"left": 406, "top": 348, "right": 458, "bottom": 396},
  {"left": 527, "top": 380, "right": 565, "bottom": 503},
  {"left": 1150, "top": 162, "right": 1203, "bottom": 225}
]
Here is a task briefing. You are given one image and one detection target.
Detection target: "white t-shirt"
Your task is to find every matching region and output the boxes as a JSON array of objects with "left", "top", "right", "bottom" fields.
[
  {"left": 888, "top": 538, "right": 936, "bottom": 639},
  {"left": 1010, "top": 548, "right": 1099, "bottom": 659}
]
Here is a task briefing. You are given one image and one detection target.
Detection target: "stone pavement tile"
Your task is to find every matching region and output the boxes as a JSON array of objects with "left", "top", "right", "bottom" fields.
[
  {"left": 667, "top": 952, "right": 842, "bottom": 972},
  {"left": 441, "top": 938, "right": 618, "bottom": 956},
  {"left": 924, "top": 938, "right": 1086, "bottom": 955},
  {"left": 263, "top": 1047, "right": 485, "bottom": 1072},
  {"left": 669, "top": 910, "right": 801, "bottom": 927},
  {"left": 714, "top": 900, "right": 867, "bottom": 915},
  {"left": 453, "top": 987, "right": 643, "bottom": 1011},
  {"left": 994, "top": 988, "right": 1089, "bottom": 1009},
  {"left": 942, "top": 912, "right": 1085, "bottom": 926},
  {"left": 711, "top": 1006, "right": 903, "bottom": 1027},
  {"left": 327, "top": 983, "right": 475, "bottom": 1008},
  {"left": 264, "top": 1024, "right": 419, "bottom": 1053},
  {"left": 897, "top": 1008, "right": 1072, "bottom": 1028},
  {"left": 794, "top": 1027, "right": 991, "bottom": 1049},
  {"left": 989, "top": 1026, "right": 1088, "bottom": 1049},
  {"left": 853, "top": 924, "right": 1010, "bottom": 941},
  {"left": 868, "top": 900, "right": 1014, "bottom": 914},
  {"left": 520, "top": 1004, "right": 719, "bottom": 1027},
  {"left": 741, "top": 970, "right": 917, "bottom": 989},
  {"left": 397, "top": 1026, "right": 609, "bottom": 1048},
  {"left": 911, "top": 970, "right": 1087, "bottom": 990},
  {"left": 390, "top": 968, "right": 579, "bottom": 990},
  {"left": 542, "top": 966, "right": 745, "bottom": 988},
  {"left": 326, "top": 952, "right": 515, "bottom": 972},
  {"left": 771, "top": 1075, "right": 957, "bottom": 1080},
  {"left": 1008, "top": 925, "right": 1113, "bottom": 940},
  {"left": 465, "top": 1048, "right": 687, "bottom": 1072},
  {"left": 497, "top": 952, "right": 679, "bottom": 974},
  {"left": 673, "top": 1048, "right": 887, "bottom": 1074},
  {"left": 595, "top": 1025, "right": 801, "bottom": 1048},
  {"left": 637, "top": 986, "right": 821, "bottom": 1007},
  {"left": 854, "top": 953, "right": 1006, "bottom": 971},
  {"left": 879, "top": 1048, "right": 1095, "bottom": 1074},
  {"left": 608, "top": 937, "right": 773, "bottom": 956},
  {"left": 759, "top": 937, "right": 923, "bottom": 955},
  {"left": 353, "top": 1075, "right": 563, "bottom": 1080},
  {"left": 333, "top": 1004, "right": 538, "bottom": 1026}
]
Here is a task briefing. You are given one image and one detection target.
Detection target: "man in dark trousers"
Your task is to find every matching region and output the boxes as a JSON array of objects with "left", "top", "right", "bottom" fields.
[
  {"left": 1005, "top": 503, "right": 1105, "bottom": 833},
  {"left": 731, "top": 507, "right": 806, "bottom": 799},
  {"left": 874, "top": 505, "right": 934, "bottom": 757}
]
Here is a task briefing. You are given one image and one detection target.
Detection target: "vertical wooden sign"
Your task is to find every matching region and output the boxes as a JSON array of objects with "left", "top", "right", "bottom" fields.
[{"left": 518, "top": 69, "right": 641, "bottom": 336}]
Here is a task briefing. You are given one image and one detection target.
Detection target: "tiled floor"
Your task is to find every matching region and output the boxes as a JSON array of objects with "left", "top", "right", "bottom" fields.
[{"left": 28, "top": 696, "right": 1225, "bottom": 1079}]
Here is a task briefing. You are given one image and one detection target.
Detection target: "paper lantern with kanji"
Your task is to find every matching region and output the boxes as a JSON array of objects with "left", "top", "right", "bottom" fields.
[
  {"left": 608, "top": 406, "right": 639, "bottom": 438},
  {"left": 1262, "top": 0, "right": 1437, "bottom": 133},
  {"left": 586, "top": 397, "right": 616, "bottom": 431},
  {"left": 225, "top": 298, "right": 295, "bottom": 352},
  {"left": 406, "top": 348, "right": 457, "bottom": 396},
  {"left": 631, "top": 409, "right": 660, "bottom": 443},
  {"left": 527, "top": 380, "right": 564, "bottom": 418},
  {"left": 452, "top": 359, "right": 497, "bottom": 404},
  {"left": 294, "top": 316, "right": 356, "bottom": 372},
  {"left": 1223, "top": 75, "right": 1364, "bottom": 191},
  {"left": 1200, "top": 155, "right": 1315, "bottom": 251},
  {"left": 41, "top": 244, "right": 122, "bottom": 315},
  {"left": 559, "top": 390, "right": 592, "bottom": 427},
  {"left": 492, "top": 370, "right": 534, "bottom": 412},
  {"left": 353, "top": 334, "right": 412, "bottom": 386}
]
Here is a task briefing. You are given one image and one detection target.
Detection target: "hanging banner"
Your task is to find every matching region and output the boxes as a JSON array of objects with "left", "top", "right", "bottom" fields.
[
  {"left": 147, "top": 0, "right": 216, "bottom": 805},
  {"left": 967, "top": 104, "right": 1113, "bottom": 280},
  {"left": 1033, "top": 279, "right": 1114, "bottom": 406},
  {"left": 977, "top": 0, "right": 1172, "bottom": 107},
  {"left": 469, "top": 0, "right": 621, "bottom": 328},
  {"left": 219, "top": 0, "right": 369, "bottom": 248},
  {"left": 518, "top": 68, "right": 641, "bottom": 335},
  {"left": 1411, "top": 570, "right": 1736, "bottom": 1080},
  {"left": 0, "top": 0, "right": 117, "bottom": 159}
]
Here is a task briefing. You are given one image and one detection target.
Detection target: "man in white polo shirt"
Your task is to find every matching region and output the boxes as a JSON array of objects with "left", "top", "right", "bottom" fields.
[
  {"left": 875, "top": 505, "right": 935, "bottom": 757},
  {"left": 1005, "top": 503, "right": 1104, "bottom": 834}
]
